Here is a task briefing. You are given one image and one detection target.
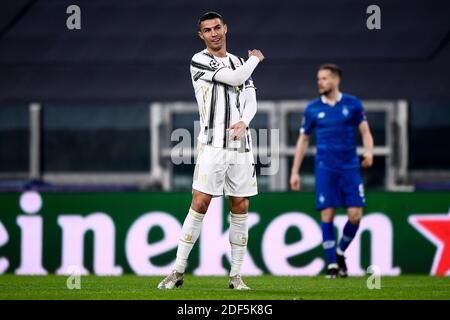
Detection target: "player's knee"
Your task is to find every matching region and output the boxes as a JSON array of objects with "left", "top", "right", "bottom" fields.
[
  {"left": 320, "top": 209, "right": 335, "bottom": 222},
  {"left": 348, "top": 210, "right": 362, "bottom": 224},
  {"left": 349, "top": 215, "right": 362, "bottom": 224},
  {"left": 191, "top": 197, "right": 210, "bottom": 213},
  {"left": 231, "top": 198, "right": 249, "bottom": 214}
]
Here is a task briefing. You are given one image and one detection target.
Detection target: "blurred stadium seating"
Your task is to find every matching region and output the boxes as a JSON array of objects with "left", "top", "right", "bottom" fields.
[{"left": 0, "top": 0, "right": 449, "bottom": 191}]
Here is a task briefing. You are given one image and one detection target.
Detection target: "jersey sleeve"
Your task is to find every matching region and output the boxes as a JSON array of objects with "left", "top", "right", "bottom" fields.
[
  {"left": 190, "top": 53, "right": 225, "bottom": 83},
  {"left": 300, "top": 105, "right": 315, "bottom": 135},
  {"left": 238, "top": 57, "right": 257, "bottom": 90},
  {"left": 214, "top": 55, "right": 259, "bottom": 87},
  {"left": 244, "top": 77, "right": 257, "bottom": 90},
  {"left": 353, "top": 97, "right": 367, "bottom": 126}
]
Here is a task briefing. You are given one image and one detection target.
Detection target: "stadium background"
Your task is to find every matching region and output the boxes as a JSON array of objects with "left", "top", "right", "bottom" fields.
[{"left": 0, "top": 0, "right": 449, "bottom": 281}]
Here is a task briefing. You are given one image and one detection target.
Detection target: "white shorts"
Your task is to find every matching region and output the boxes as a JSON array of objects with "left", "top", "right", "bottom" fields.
[{"left": 192, "top": 143, "right": 258, "bottom": 197}]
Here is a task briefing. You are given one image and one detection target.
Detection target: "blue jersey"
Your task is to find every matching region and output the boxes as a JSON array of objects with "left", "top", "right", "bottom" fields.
[{"left": 301, "top": 93, "right": 367, "bottom": 170}]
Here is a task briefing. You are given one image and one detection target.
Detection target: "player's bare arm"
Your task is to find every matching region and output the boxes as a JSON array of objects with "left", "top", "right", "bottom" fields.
[
  {"left": 290, "top": 133, "right": 310, "bottom": 191},
  {"left": 359, "top": 120, "right": 374, "bottom": 168}
]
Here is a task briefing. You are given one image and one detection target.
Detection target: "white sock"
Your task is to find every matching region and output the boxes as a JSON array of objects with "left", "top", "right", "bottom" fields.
[
  {"left": 229, "top": 212, "right": 248, "bottom": 277},
  {"left": 173, "top": 208, "right": 205, "bottom": 273}
]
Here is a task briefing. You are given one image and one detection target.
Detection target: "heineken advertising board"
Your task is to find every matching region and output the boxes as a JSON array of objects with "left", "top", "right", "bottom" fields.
[{"left": 0, "top": 192, "right": 449, "bottom": 276}]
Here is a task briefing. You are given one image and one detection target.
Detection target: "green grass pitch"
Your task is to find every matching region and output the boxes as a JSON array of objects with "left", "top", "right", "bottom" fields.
[{"left": 0, "top": 275, "right": 449, "bottom": 300}]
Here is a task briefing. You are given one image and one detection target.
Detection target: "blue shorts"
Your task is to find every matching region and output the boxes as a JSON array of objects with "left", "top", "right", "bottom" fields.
[{"left": 315, "top": 165, "right": 366, "bottom": 210}]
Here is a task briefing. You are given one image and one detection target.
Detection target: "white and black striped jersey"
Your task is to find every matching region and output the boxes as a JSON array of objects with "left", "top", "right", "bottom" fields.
[{"left": 190, "top": 49, "right": 257, "bottom": 150}]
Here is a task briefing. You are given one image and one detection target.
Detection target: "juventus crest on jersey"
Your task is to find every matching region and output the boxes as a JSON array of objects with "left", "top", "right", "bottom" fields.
[{"left": 190, "top": 49, "right": 256, "bottom": 150}]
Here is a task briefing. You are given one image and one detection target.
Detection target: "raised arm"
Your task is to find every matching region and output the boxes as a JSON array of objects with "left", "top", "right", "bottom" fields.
[{"left": 214, "top": 50, "right": 264, "bottom": 86}]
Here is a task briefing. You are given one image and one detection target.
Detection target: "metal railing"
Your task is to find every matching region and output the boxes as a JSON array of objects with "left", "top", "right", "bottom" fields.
[{"left": 0, "top": 100, "right": 415, "bottom": 191}]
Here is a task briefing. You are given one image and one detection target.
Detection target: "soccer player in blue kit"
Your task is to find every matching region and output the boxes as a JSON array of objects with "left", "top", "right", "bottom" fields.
[{"left": 290, "top": 64, "right": 374, "bottom": 278}]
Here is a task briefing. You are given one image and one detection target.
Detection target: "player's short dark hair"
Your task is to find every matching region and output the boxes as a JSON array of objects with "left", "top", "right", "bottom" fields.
[
  {"left": 319, "top": 63, "right": 342, "bottom": 79},
  {"left": 198, "top": 12, "right": 225, "bottom": 30}
]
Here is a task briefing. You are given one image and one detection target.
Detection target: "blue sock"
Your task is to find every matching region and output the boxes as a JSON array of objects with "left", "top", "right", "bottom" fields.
[
  {"left": 321, "top": 222, "right": 336, "bottom": 265},
  {"left": 338, "top": 220, "right": 360, "bottom": 253}
]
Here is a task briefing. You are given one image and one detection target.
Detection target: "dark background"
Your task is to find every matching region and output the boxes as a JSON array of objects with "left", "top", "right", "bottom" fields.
[{"left": 0, "top": 0, "right": 449, "bottom": 102}]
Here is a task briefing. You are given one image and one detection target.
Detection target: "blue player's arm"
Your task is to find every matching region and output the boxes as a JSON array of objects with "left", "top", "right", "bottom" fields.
[
  {"left": 352, "top": 96, "right": 373, "bottom": 168},
  {"left": 290, "top": 105, "right": 316, "bottom": 191},
  {"left": 290, "top": 133, "right": 311, "bottom": 191},
  {"left": 359, "top": 121, "right": 374, "bottom": 168}
]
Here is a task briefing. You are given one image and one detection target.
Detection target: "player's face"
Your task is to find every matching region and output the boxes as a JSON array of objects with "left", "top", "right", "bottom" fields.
[
  {"left": 317, "top": 70, "right": 339, "bottom": 95},
  {"left": 198, "top": 18, "right": 227, "bottom": 52}
]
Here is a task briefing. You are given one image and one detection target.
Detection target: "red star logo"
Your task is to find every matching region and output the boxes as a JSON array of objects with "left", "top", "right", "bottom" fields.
[{"left": 409, "top": 211, "right": 450, "bottom": 276}]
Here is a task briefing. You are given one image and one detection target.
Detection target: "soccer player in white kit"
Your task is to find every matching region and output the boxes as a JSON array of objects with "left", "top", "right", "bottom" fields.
[{"left": 158, "top": 12, "right": 264, "bottom": 290}]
